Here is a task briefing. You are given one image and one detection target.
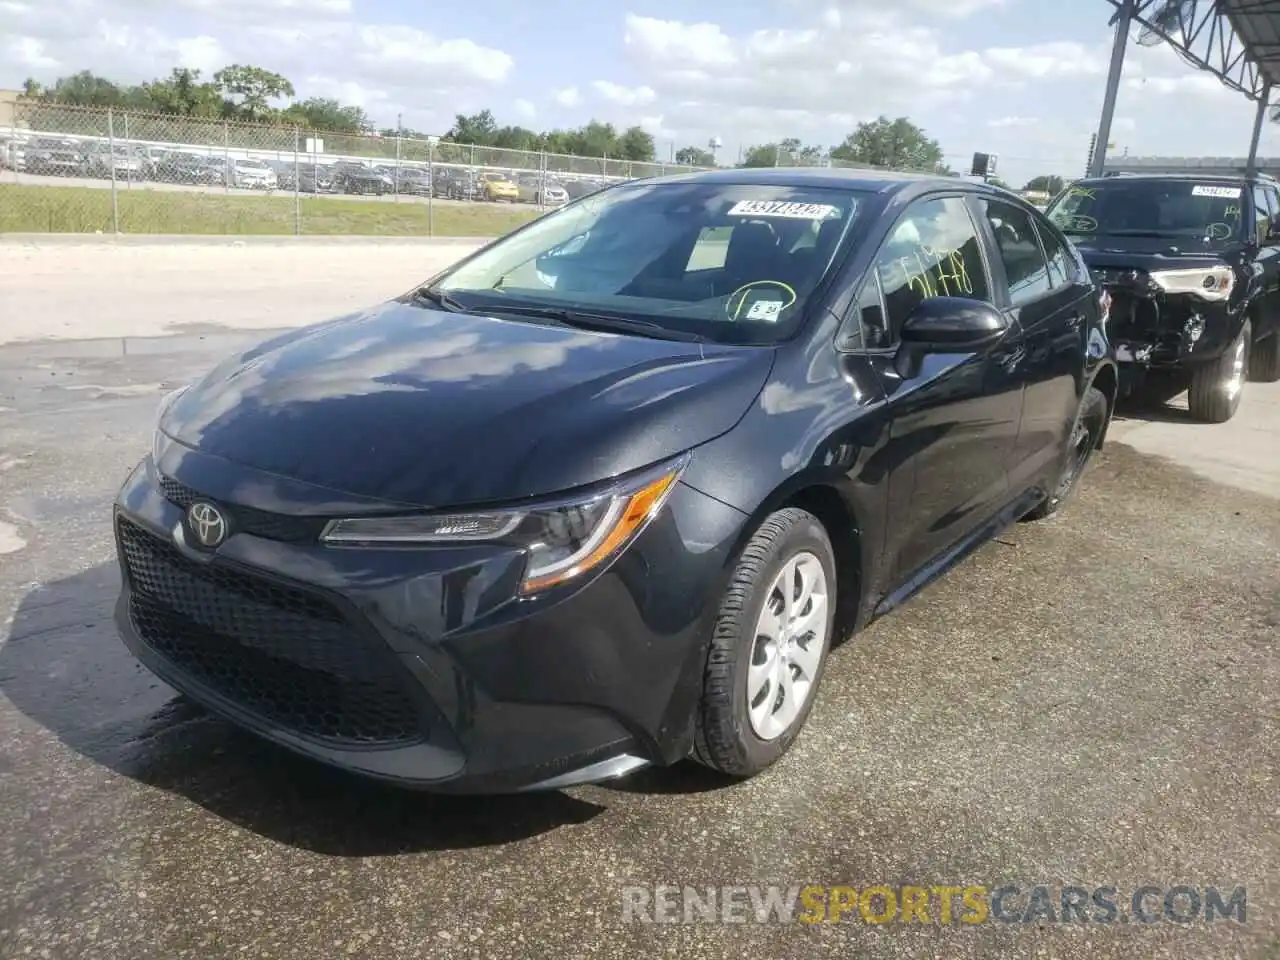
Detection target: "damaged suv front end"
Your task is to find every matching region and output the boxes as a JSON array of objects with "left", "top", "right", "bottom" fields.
[
  {"left": 1088, "top": 259, "right": 1243, "bottom": 374},
  {"left": 1048, "top": 174, "right": 1275, "bottom": 421}
]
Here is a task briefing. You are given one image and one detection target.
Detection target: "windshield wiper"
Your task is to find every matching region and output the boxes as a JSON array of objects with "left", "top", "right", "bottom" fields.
[
  {"left": 411, "top": 286, "right": 468, "bottom": 312},
  {"left": 481, "top": 304, "right": 707, "bottom": 342}
]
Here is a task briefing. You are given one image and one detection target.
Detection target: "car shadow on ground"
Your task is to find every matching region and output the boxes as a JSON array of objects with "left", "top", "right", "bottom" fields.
[
  {"left": 1113, "top": 378, "right": 1199, "bottom": 424},
  {"left": 0, "top": 561, "right": 615, "bottom": 856}
]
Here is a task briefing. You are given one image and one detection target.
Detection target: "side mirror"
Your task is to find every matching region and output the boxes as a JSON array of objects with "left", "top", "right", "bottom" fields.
[{"left": 900, "top": 296, "right": 1009, "bottom": 351}]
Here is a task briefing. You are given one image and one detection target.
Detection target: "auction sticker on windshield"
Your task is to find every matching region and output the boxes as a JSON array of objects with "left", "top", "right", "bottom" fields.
[
  {"left": 1191, "top": 185, "right": 1240, "bottom": 198},
  {"left": 727, "top": 201, "right": 841, "bottom": 219}
]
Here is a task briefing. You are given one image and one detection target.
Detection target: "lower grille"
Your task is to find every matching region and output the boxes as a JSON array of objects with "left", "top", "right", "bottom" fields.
[{"left": 117, "top": 517, "right": 423, "bottom": 746}]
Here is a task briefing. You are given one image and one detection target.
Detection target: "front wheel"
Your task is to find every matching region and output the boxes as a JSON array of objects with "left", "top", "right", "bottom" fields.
[
  {"left": 1024, "top": 385, "right": 1108, "bottom": 521},
  {"left": 692, "top": 508, "right": 836, "bottom": 778},
  {"left": 1188, "top": 319, "right": 1250, "bottom": 422}
]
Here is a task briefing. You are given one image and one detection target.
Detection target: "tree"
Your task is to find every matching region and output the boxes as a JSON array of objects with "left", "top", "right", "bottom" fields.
[
  {"left": 830, "top": 116, "right": 945, "bottom": 172},
  {"left": 740, "top": 143, "right": 781, "bottom": 167},
  {"left": 615, "top": 125, "right": 656, "bottom": 162},
  {"left": 45, "top": 71, "right": 127, "bottom": 107},
  {"left": 445, "top": 109, "right": 500, "bottom": 144},
  {"left": 139, "top": 68, "right": 222, "bottom": 118},
  {"left": 21, "top": 77, "right": 42, "bottom": 98},
  {"left": 739, "top": 139, "right": 825, "bottom": 168},
  {"left": 777, "top": 138, "right": 824, "bottom": 165},
  {"left": 675, "top": 145, "right": 714, "bottom": 166},
  {"left": 282, "top": 97, "right": 371, "bottom": 134},
  {"left": 213, "top": 64, "right": 294, "bottom": 122},
  {"left": 1023, "top": 174, "right": 1065, "bottom": 195}
]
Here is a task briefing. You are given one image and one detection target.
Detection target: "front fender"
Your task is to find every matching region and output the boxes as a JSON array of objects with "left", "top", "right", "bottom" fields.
[{"left": 680, "top": 324, "right": 894, "bottom": 627}]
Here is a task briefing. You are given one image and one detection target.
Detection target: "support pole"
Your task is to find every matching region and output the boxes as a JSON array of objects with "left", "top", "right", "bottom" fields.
[
  {"left": 1247, "top": 82, "right": 1271, "bottom": 177},
  {"left": 1091, "top": 0, "right": 1134, "bottom": 178}
]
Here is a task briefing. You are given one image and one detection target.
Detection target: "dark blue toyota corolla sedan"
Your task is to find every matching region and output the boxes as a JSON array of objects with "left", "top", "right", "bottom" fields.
[{"left": 113, "top": 168, "right": 1117, "bottom": 792}]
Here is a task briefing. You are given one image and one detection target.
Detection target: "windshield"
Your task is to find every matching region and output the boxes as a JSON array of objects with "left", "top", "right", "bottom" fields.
[
  {"left": 434, "top": 182, "right": 863, "bottom": 344},
  {"left": 1047, "top": 180, "right": 1245, "bottom": 241}
]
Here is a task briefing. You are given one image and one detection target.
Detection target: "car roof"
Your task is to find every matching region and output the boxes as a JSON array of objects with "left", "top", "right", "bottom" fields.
[
  {"left": 637, "top": 165, "right": 1008, "bottom": 198},
  {"left": 1077, "top": 172, "right": 1266, "bottom": 185}
]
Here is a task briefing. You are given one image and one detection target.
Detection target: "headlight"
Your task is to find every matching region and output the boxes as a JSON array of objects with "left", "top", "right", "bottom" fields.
[
  {"left": 320, "top": 457, "right": 687, "bottom": 595},
  {"left": 157, "top": 384, "right": 188, "bottom": 420},
  {"left": 153, "top": 385, "right": 189, "bottom": 461},
  {"left": 1149, "top": 266, "right": 1234, "bottom": 301}
]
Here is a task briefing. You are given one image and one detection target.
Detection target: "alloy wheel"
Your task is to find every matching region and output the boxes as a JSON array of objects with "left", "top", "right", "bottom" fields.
[
  {"left": 747, "top": 551, "right": 829, "bottom": 741},
  {"left": 1055, "top": 418, "right": 1095, "bottom": 500},
  {"left": 1226, "top": 335, "right": 1248, "bottom": 399}
]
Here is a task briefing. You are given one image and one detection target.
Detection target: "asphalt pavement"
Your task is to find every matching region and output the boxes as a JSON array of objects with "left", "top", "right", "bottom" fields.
[{"left": 1, "top": 253, "right": 1278, "bottom": 959}]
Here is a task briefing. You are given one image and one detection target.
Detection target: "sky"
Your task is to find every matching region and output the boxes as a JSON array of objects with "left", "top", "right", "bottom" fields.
[{"left": 6, "top": 0, "right": 1280, "bottom": 188}]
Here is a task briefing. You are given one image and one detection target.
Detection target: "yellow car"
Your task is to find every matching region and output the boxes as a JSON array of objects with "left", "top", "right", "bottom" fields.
[{"left": 478, "top": 172, "right": 520, "bottom": 202}]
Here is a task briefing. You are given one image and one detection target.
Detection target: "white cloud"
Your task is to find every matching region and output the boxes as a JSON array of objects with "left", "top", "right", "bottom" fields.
[
  {"left": 893, "top": 0, "right": 1008, "bottom": 17},
  {"left": 170, "top": 0, "right": 353, "bottom": 17},
  {"left": 989, "top": 116, "right": 1038, "bottom": 129},
  {"left": 591, "top": 81, "right": 656, "bottom": 107},
  {"left": 512, "top": 97, "right": 536, "bottom": 121},
  {"left": 624, "top": 14, "right": 736, "bottom": 66},
  {"left": 0, "top": 0, "right": 514, "bottom": 133},
  {"left": 613, "top": 7, "right": 996, "bottom": 149},
  {"left": 553, "top": 86, "right": 581, "bottom": 108},
  {"left": 638, "top": 113, "right": 677, "bottom": 142},
  {"left": 984, "top": 42, "right": 1107, "bottom": 79}
]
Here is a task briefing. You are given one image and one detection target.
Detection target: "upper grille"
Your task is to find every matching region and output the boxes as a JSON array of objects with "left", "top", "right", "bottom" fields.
[
  {"left": 117, "top": 516, "right": 424, "bottom": 746},
  {"left": 159, "top": 475, "right": 327, "bottom": 543}
]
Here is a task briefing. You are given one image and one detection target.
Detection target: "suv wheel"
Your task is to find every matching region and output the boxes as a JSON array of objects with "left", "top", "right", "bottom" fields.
[
  {"left": 1248, "top": 329, "right": 1280, "bottom": 383},
  {"left": 1024, "top": 385, "right": 1107, "bottom": 521},
  {"left": 693, "top": 508, "right": 836, "bottom": 778},
  {"left": 1188, "top": 319, "right": 1250, "bottom": 423}
]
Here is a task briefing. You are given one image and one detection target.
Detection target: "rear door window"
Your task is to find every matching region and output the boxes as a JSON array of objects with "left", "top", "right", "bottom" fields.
[{"left": 980, "top": 199, "right": 1051, "bottom": 304}]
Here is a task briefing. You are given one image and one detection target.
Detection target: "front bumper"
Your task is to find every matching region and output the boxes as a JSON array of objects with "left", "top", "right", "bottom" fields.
[
  {"left": 1102, "top": 285, "right": 1238, "bottom": 377},
  {"left": 112, "top": 448, "right": 746, "bottom": 792}
]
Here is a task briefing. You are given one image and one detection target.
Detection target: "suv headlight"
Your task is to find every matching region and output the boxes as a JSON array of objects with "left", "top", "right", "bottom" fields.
[
  {"left": 319, "top": 457, "right": 687, "bottom": 595},
  {"left": 1149, "top": 266, "right": 1234, "bottom": 301}
]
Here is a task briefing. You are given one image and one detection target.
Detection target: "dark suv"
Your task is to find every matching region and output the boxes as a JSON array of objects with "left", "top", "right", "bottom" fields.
[
  {"left": 1047, "top": 173, "right": 1280, "bottom": 422},
  {"left": 114, "top": 170, "right": 1116, "bottom": 793}
]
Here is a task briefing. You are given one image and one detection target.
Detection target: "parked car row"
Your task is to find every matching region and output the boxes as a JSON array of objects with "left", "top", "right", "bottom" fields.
[{"left": 1, "top": 129, "right": 622, "bottom": 203}]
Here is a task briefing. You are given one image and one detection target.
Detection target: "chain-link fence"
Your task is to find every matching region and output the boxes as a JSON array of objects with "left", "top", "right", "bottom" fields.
[{"left": 0, "top": 101, "right": 949, "bottom": 237}]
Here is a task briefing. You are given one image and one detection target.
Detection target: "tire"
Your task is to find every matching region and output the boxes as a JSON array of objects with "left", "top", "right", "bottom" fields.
[
  {"left": 1188, "top": 319, "right": 1250, "bottom": 423},
  {"left": 692, "top": 508, "right": 837, "bottom": 778},
  {"left": 1249, "top": 329, "right": 1280, "bottom": 383},
  {"left": 1024, "top": 385, "right": 1108, "bottom": 521}
]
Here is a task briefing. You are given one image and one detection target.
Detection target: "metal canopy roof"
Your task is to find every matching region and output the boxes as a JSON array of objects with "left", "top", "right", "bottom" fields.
[
  {"left": 1222, "top": 0, "right": 1280, "bottom": 94},
  {"left": 1091, "top": 0, "right": 1280, "bottom": 176},
  {"left": 1111, "top": 0, "right": 1280, "bottom": 102}
]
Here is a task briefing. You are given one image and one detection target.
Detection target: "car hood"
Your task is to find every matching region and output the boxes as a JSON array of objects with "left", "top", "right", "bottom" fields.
[
  {"left": 1072, "top": 234, "right": 1241, "bottom": 272},
  {"left": 160, "top": 301, "right": 774, "bottom": 507}
]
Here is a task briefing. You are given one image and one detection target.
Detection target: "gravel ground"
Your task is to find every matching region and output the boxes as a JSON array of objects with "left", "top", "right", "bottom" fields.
[{"left": 0, "top": 243, "right": 1277, "bottom": 959}]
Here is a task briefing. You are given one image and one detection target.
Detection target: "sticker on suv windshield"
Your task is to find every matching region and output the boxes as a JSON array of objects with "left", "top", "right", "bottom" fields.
[
  {"left": 727, "top": 200, "right": 840, "bottom": 219},
  {"left": 1191, "top": 185, "right": 1240, "bottom": 198},
  {"left": 745, "top": 299, "right": 783, "bottom": 321}
]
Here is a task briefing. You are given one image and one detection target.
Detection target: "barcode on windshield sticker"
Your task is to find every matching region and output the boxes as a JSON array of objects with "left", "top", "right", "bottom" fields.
[
  {"left": 1191, "top": 185, "right": 1240, "bottom": 198},
  {"left": 727, "top": 200, "right": 840, "bottom": 219}
]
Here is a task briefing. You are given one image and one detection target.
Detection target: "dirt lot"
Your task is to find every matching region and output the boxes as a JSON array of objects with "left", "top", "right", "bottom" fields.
[{"left": 0, "top": 241, "right": 1277, "bottom": 959}]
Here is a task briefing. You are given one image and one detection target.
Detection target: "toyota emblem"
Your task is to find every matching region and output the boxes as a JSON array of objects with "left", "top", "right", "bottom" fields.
[{"left": 187, "top": 501, "right": 228, "bottom": 548}]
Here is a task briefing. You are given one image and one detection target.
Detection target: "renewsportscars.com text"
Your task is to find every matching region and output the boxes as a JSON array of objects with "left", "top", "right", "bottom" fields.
[{"left": 621, "top": 884, "right": 1248, "bottom": 925}]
